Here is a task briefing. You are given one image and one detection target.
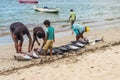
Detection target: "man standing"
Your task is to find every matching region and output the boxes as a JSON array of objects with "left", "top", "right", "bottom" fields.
[{"left": 69, "top": 9, "right": 76, "bottom": 26}]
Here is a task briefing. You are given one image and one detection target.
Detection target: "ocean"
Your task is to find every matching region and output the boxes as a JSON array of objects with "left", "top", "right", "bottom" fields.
[{"left": 0, "top": 0, "right": 120, "bottom": 26}]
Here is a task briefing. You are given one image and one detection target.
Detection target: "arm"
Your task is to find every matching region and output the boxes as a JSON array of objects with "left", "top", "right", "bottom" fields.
[
  {"left": 27, "top": 33, "right": 32, "bottom": 52},
  {"left": 31, "top": 35, "right": 36, "bottom": 50},
  {"left": 75, "top": 15, "right": 76, "bottom": 21},
  {"left": 35, "top": 36, "right": 40, "bottom": 46},
  {"left": 69, "top": 15, "right": 71, "bottom": 21},
  {"left": 71, "top": 26, "right": 74, "bottom": 34},
  {"left": 41, "top": 37, "right": 46, "bottom": 49},
  {"left": 53, "top": 32, "right": 55, "bottom": 42}
]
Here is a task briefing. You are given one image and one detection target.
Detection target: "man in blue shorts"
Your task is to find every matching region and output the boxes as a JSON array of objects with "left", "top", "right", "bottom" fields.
[{"left": 72, "top": 23, "right": 90, "bottom": 41}]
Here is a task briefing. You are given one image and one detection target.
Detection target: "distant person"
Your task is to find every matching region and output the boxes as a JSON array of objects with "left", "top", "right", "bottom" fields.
[
  {"left": 31, "top": 27, "right": 46, "bottom": 50},
  {"left": 10, "top": 22, "right": 32, "bottom": 54},
  {"left": 43, "top": 20, "right": 55, "bottom": 60},
  {"left": 71, "top": 23, "right": 90, "bottom": 41},
  {"left": 69, "top": 9, "right": 76, "bottom": 26}
]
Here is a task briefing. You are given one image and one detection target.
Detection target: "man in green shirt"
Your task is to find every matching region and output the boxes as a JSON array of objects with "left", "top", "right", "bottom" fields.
[
  {"left": 43, "top": 20, "right": 55, "bottom": 60},
  {"left": 69, "top": 9, "right": 76, "bottom": 26}
]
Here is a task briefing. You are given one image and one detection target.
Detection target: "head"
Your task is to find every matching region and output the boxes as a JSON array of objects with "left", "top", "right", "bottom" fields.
[
  {"left": 70, "top": 9, "right": 73, "bottom": 12},
  {"left": 43, "top": 20, "right": 50, "bottom": 27},
  {"left": 85, "top": 27, "right": 90, "bottom": 32},
  {"left": 36, "top": 31, "right": 45, "bottom": 39}
]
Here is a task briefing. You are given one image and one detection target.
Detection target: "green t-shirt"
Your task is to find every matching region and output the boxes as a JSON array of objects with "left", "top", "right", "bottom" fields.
[
  {"left": 70, "top": 12, "right": 76, "bottom": 21},
  {"left": 46, "top": 26, "right": 55, "bottom": 40}
]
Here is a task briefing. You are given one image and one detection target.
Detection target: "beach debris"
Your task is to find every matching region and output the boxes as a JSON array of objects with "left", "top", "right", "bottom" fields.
[
  {"left": 114, "top": 52, "right": 119, "bottom": 54},
  {"left": 91, "top": 66, "right": 94, "bottom": 69}
]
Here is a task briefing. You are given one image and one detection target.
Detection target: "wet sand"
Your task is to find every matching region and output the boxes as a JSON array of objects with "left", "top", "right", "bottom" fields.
[{"left": 0, "top": 19, "right": 120, "bottom": 80}]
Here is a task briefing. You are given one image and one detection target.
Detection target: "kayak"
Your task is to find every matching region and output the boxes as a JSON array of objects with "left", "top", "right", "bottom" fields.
[
  {"left": 19, "top": 0, "right": 38, "bottom": 4},
  {"left": 33, "top": 6, "right": 59, "bottom": 13}
]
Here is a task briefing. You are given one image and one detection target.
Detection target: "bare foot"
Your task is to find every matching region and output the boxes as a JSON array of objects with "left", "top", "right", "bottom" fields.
[{"left": 48, "top": 57, "right": 54, "bottom": 61}]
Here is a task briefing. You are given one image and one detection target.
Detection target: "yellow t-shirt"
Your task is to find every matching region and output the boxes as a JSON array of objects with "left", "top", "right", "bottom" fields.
[{"left": 70, "top": 12, "right": 76, "bottom": 21}]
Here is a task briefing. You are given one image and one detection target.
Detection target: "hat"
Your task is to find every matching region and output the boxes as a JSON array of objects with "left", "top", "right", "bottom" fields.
[{"left": 85, "top": 27, "right": 90, "bottom": 32}]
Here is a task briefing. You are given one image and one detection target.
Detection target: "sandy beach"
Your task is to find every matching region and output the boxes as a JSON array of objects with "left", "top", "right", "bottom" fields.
[
  {"left": 0, "top": 19, "right": 120, "bottom": 80},
  {"left": 0, "top": 45, "right": 120, "bottom": 80}
]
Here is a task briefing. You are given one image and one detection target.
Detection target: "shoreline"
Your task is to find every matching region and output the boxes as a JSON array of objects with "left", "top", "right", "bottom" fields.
[
  {"left": 0, "top": 17, "right": 120, "bottom": 45},
  {"left": 0, "top": 17, "right": 120, "bottom": 37}
]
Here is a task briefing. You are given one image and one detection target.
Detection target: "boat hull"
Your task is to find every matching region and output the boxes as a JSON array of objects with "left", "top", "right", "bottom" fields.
[
  {"left": 33, "top": 6, "right": 59, "bottom": 13},
  {"left": 19, "top": 0, "right": 38, "bottom": 4}
]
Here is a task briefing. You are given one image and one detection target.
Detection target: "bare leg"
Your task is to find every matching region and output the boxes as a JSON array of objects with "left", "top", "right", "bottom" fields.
[
  {"left": 11, "top": 33, "right": 19, "bottom": 53},
  {"left": 19, "top": 40, "right": 23, "bottom": 53},
  {"left": 44, "top": 50, "right": 47, "bottom": 59},
  {"left": 76, "top": 34, "right": 81, "bottom": 41},
  {"left": 49, "top": 47, "right": 53, "bottom": 60}
]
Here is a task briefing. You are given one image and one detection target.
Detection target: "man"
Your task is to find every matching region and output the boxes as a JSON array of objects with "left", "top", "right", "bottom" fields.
[
  {"left": 10, "top": 22, "right": 32, "bottom": 54},
  {"left": 31, "top": 26, "right": 46, "bottom": 50},
  {"left": 69, "top": 9, "right": 76, "bottom": 26},
  {"left": 43, "top": 20, "right": 55, "bottom": 60},
  {"left": 72, "top": 23, "right": 90, "bottom": 41}
]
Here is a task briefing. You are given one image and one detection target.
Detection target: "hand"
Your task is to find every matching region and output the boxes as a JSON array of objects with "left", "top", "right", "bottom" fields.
[
  {"left": 28, "top": 49, "right": 32, "bottom": 53},
  {"left": 38, "top": 43, "right": 40, "bottom": 46},
  {"left": 34, "top": 48, "right": 38, "bottom": 51},
  {"left": 53, "top": 40, "right": 55, "bottom": 42}
]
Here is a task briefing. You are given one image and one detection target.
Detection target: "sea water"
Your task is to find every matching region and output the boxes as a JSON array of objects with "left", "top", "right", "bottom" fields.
[
  {"left": 0, "top": 0, "right": 120, "bottom": 45},
  {"left": 0, "top": 0, "right": 120, "bottom": 27}
]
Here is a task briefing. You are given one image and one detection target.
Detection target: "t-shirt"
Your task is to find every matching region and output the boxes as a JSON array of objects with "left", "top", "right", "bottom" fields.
[
  {"left": 10, "top": 22, "right": 30, "bottom": 40},
  {"left": 10, "top": 22, "right": 29, "bottom": 35},
  {"left": 46, "top": 26, "right": 54, "bottom": 40},
  {"left": 72, "top": 24, "right": 85, "bottom": 35},
  {"left": 70, "top": 12, "right": 76, "bottom": 21}
]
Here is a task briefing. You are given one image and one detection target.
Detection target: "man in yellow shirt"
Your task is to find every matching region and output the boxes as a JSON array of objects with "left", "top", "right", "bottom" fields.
[{"left": 69, "top": 9, "right": 76, "bottom": 26}]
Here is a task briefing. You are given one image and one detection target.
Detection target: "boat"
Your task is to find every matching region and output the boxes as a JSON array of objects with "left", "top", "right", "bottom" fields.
[
  {"left": 33, "top": 6, "right": 59, "bottom": 13},
  {"left": 19, "top": 0, "right": 38, "bottom": 4}
]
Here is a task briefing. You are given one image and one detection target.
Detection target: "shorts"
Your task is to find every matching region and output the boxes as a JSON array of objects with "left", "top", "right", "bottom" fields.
[
  {"left": 74, "top": 29, "right": 84, "bottom": 36},
  {"left": 16, "top": 34, "right": 23, "bottom": 41},
  {"left": 74, "top": 29, "right": 80, "bottom": 36},
  {"left": 43, "top": 40, "right": 53, "bottom": 51},
  {"left": 70, "top": 20, "right": 75, "bottom": 25}
]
